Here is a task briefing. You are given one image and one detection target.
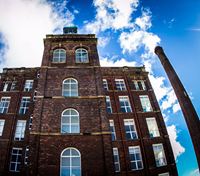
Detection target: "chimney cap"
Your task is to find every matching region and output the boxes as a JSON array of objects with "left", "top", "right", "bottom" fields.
[
  {"left": 154, "top": 46, "right": 164, "bottom": 55},
  {"left": 63, "top": 26, "right": 78, "bottom": 34}
]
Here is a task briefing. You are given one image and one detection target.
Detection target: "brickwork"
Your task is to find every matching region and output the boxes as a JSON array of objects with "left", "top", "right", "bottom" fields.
[
  {"left": 101, "top": 67, "right": 177, "bottom": 175},
  {"left": 0, "top": 34, "right": 178, "bottom": 176},
  {"left": 0, "top": 68, "right": 39, "bottom": 176}
]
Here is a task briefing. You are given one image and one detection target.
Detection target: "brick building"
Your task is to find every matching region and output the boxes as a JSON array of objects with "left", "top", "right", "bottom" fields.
[{"left": 0, "top": 28, "right": 178, "bottom": 176}]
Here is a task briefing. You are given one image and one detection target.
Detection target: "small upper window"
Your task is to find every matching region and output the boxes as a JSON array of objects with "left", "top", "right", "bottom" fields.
[
  {"left": 24, "top": 80, "right": 33, "bottom": 92},
  {"left": 75, "top": 48, "right": 88, "bottom": 63},
  {"left": 115, "top": 79, "right": 126, "bottom": 91},
  {"left": 133, "top": 80, "right": 146, "bottom": 90},
  {"left": 52, "top": 49, "right": 66, "bottom": 63},
  {"left": 2, "top": 81, "right": 17, "bottom": 92}
]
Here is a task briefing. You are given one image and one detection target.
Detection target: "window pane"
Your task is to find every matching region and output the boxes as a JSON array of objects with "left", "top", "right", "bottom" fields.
[
  {"left": 129, "top": 146, "right": 143, "bottom": 170},
  {"left": 119, "top": 96, "right": 132, "bottom": 113},
  {"left": 130, "top": 162, "right": 137, "bottom": 170},
  {"left": 61, "top": 149, "right": 81, "bottom": 176},
  {"left": 72, "top": 157, "right": 80, "bottom": 166},
  {"left": 62, "top": 158, "right": 70, "bottom": 166},
  {"left": 9, "top": 148, "right": 22, "bottom": 172},
  {"left": 124, "top": 119, "right": 137, "bottom": 140},
  {"left": 72, "top": 169, "right": 81, "bottom": 176},
  {"left": 71, "top": 125, "right": 79, "bottom": 133},
  {"left": 76, "top": 48, "right": 88, "bottom": 63},
  {"left": 62, "top": 150, "right": 70, "bottom": 156},
  {"left": 113, "top": 148, "right": 120, "bottom": 172},
  {"left": 62, "top": 116, "right": 70, "bottom": 123},
  {"left": 146, "top": 118, "right": 160, "bottom": 137},
  {"left": 62, "top": 125, "right": 70, "bottom": 133},
  {"left": 61, "top": 109, "right": 79, "bottom": 134},
  {"left": 61, "top": 167, "right": 70, "bottom": 176},
  {"left": 62, "top": 79, "right": 78, "bottom": 97},
  {"left": 71, "top": 149, "right": 79, "bottom": 156},
  {"left": 53, "top": 49, "right": 66, "bottom": 63},
  {"left": 153, "top": 144, "right": 167, "bottom": 167},
  {"left": 71, "top": 116, "right": 79, "bottom": 123},
  {"left": 140, "top": 95, "right": 152, "bottom": 112}
]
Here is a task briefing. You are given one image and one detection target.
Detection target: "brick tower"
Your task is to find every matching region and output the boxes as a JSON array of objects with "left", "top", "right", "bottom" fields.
[
  {"left": 155, "top": 46, "right": 200, "bottom": 170},
  {"left": 0, "top": 28, "right": 178, "bottom": 176}
]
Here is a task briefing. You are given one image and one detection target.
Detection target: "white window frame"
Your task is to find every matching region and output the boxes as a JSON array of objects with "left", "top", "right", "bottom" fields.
[
  {"left": 3, "top": 81, "right": 10, "bottom": 91},
  {"left": 109, "top": 120, "right": 116, "bottom": 141},
  {"left": 62, "top": 78, "right": 78, "bottom": 97},
  {"left": 158, "top": 173, "right": 170, "bottom": 176},
  {"left": 24, "top": 80, "right": 33, "bottom": 92},
  {"left": 129, "top": 146, "right": 143, "bottom": 171},
  {"left": 133, "top": 80, "right": 146, "bottom": 90},
  {"left": 153, "top": 143, "right": 167, "bottom": 167},
  {"left": 60, "top": 148, "right": 81, "bottom": 176},
  {"left": 14, "top": 120, "right": 26, "bottom": 141},
  {"left": 0, "top": 119, "right": 5, "bottom": 136},
  {"left": 61, "top": 108, "right": 80, "bottom": 134},
  {"left": 115, "top": 79, "right": 126, "bottom": 91},
  {"left": 113, "top": 148, "right": 120, "bottom": 172},
  {"left": 103, "top": 79, "right": 109, "bottom": 91},
  {"left": 9, "top": 148, "right": 22, "bottom": 172},
  {"left": 124, "top": 119, "right": 138, "bottom": 140},
  {"left": 19, "top": 97, "right": 30, "bottom": 115},
  {"left": 75, "top": 48, "right": 89, "bottom": 63},
  {"left": 11, "top": 81, "right": 17, "bottom": 91},
  {"left": 146, "top": 117, "right": 160, "bottom": 138},
  {"left": 0, "top": 97, "right": 10, "bottom": 114},
  {"left": 139, "top": 95, "right": 153, "bottom": 112},
  {"left": 52, "top": 49, "right": 66, "bottom": 63},
  {"left": 119, "top": 96, "right": 132, "bottom": 113},
  {"left": 106, "top": 96, "right": 112, "bottom": 113}
]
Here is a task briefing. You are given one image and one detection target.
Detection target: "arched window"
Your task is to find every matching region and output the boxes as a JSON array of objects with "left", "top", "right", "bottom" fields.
[
  {"left": 61, "top": 109, "right": 80, "bottom": 134},
  {"left": 53, "top": 49, "right": 66, "bottom": 63},
  {"left": 60, "top": 148, "right": 81, "bottom": 176},
  {"left": 75, "top": 48, "right": 88, "bottom": 63},
  {"left": 62, "top": 78, "right": 78, "bottom": 97}
]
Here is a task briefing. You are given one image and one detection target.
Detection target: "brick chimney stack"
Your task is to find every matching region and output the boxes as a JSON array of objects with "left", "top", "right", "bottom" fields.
[{"left": 155, "top": 46, "right": 200, "bottom": 170}]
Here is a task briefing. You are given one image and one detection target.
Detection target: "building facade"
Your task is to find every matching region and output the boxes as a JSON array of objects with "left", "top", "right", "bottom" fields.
[{"left": 0, "top": 30, "right": 178, "bottom": 176}]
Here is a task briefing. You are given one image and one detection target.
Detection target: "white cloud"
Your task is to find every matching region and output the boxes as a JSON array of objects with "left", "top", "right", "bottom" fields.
[
  {"left": 167, "top": 125, "right": 185, "bottom": 160},
  {"left": 135, "top": 9, "right": 152, "bottom": 31},
  {"left": 190, "top": 168, "right": 200, "bottom": 176},
  {"left": 148, "top": 75, "right": 170, "bottom": 101},
  {"left": 0, "top": 0, "right": 74, "bottom": 69},
  {"left": 172, "top": 103, "right": 181, "bottom": 113},
  {"left": 73, "top": 9, "right": 79, "bottom": 14},
  {"left": 119, "top": 9, "right": 160, "bottom": 58},
  {"left": 161, "top": 89, "right": 177, "bottom": 110},
  {"left": 120, "top": 30, "right": 160, "bottom": 56},
  {"left": 84, "top": 0, "right": 139, "bottom": 34},
  {"left": 98, "top": 37, "right": 110, "bottom": 47},
  {"left": 148, "top": 74, "right": 180, "bottom": 114},
  {"left": 100, "top": 56, "right": 138, "bottom": 67}
]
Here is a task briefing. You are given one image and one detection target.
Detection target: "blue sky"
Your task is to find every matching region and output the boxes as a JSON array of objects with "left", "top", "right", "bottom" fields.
[{"left": 0, "top": 0, "right": 199, "bottom": 175}]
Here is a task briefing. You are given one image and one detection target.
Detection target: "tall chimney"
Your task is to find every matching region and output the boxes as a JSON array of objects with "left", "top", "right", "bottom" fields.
[{"left": 155, "top": 46, "right": 200, "bottom": 170}]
